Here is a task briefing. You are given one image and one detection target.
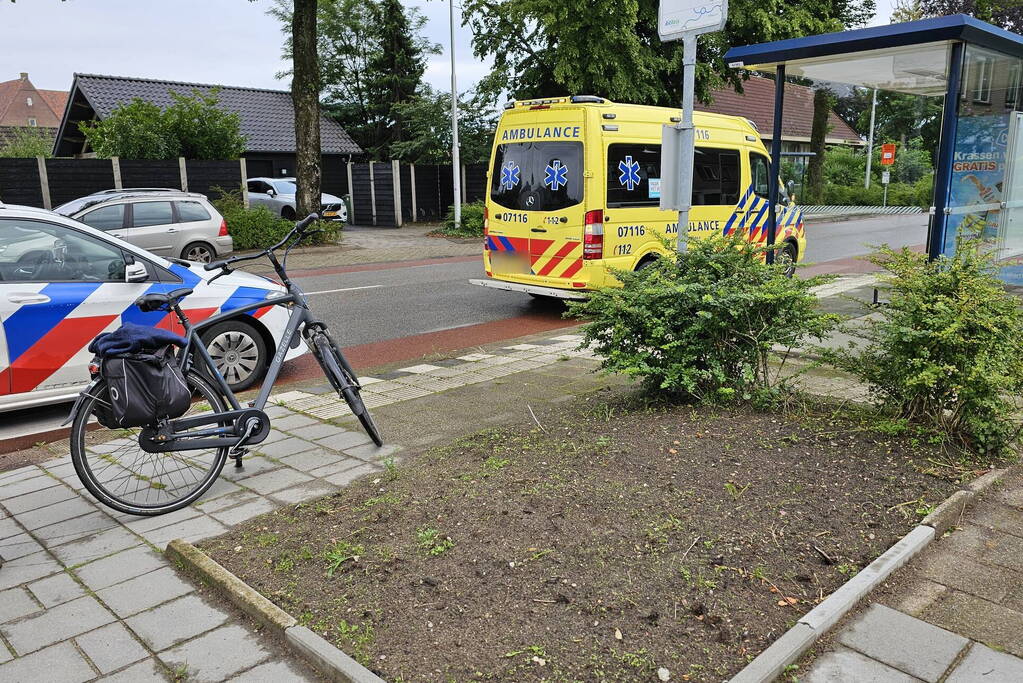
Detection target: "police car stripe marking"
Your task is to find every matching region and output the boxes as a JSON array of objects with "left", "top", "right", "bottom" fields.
[
  {"left": 3, "top": 282, "right": 104, "bottom": 364},
  {"left": 5, "top": 313, "right": 118, "bottom": 393}
]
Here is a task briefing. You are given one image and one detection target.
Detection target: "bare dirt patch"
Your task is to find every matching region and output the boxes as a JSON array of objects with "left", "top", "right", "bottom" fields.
[{"left": 203, "top": 398, "right": 963, "bottom": 681}]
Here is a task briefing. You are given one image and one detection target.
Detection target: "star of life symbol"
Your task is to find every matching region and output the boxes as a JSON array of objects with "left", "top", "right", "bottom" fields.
[
  {"left": 618, "top": 155, "right": 641, "bottom": 191},
  {"left": 500, "top": 161, "right": 520, "bottom": 190},
  {"left": 544, "top": 160, "right": 568, "bottom": 191}
]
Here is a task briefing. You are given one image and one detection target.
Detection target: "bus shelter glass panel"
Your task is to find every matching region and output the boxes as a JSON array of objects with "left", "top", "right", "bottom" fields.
[{"left": 944, "top": 44, "right": 1023, "bottom": 284}]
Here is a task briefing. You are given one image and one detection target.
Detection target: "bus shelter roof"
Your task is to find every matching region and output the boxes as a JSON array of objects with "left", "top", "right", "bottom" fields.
[{"left": 723, "top": 14, "right": 1023, "bottom": 96}]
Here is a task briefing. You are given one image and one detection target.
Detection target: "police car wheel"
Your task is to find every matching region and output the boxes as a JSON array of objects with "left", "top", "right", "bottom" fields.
[
  {"left": 182, "top": 242, "right": 215, "bottom": 263},
  {"left": 201, "top": 320, "right": 268, "bottom": 392}
]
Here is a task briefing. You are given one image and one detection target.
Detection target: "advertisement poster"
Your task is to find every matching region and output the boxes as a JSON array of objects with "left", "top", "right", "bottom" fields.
[{"left": 944, "top": 113, "right": 1009, "bottom": 259}]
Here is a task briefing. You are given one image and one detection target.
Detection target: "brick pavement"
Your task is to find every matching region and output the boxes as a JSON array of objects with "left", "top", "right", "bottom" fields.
[{"left": 0, "top": 335, "right": 596, "bottom": 682}]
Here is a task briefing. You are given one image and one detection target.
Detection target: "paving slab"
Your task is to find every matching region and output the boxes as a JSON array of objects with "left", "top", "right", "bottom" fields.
[
  {"left": 804, "top": 646, "right": 919, "bottom": 682},
  {"left": 269, "top": 414, "right": 318, "bottom": 432},
  {"left": 946, "top": 643, "right": 1023, "bottom": 682},
  {"left": 0, "top": 533, "right": 43, "bottom": 561},
  {"left": 157, "top": 623, "right": 271, "bottom": 682},
  {"left": 15, "top": 496, "right": 98, "bottom": 531},
  {"left": 0, "top": 587, "right": 42, "bottom": 624},
  {"left": 2, "top": 594, "right": 114, "bottom": 655},
  {"left": 923, "top": 591, "right": 1023, "bottom": 657},
  {"left": 124, "top": 593, "right": 230, "bottom": 652},
  {"left": 27, "top": 571, "right": 86, "bottom": 608},
  {"left": 194, "top": 488, "right": 260, "bottom": 514},
  {"left": 220, "top": 455, "right": 282, "bottom": 481},
  {"left": 288, "top": 422, "right": 351, "bottom": 442},
  {"left": 2, "top": 483, "right": 75, "bottom": 514},
  {"left": 95, "top": 566, "right": 194, "bottom": 618},
  {"left": 238, "top": 467, "right": 313, "bottom": 495},
  {"left": 838, "top": 604, "right": 967, "bottom": 681},
  {"left": 0, "top": 475, "right": 60, "bottom": 502},
  {"left": 73, "top": 545, "right": 166, "bottom": 592},
  {"left": 315, "top": 430, "right": 372, "bottom": 450},
  {"left": 0, "top": 551, "right": 64, "bottom": 591},
  {"left": 33, "top": 511, "right": 120, "bottom": 547},
  {"left": 268, "top": 480, "right": 337, "bottom": 505},
  {"left": 0, "top": 515, "right": 21, "bottom": 540},
  {"left": 140, "top": 515, "right": 228, "bottom": 548},
  {"left": 96, "top": 657, "right": 167, "bottom": 682},
  {"left": 48, "top": 526, "right": 140, "bottom": 567},
  {"left": 75, "top": 621, "right": 148, "bottom": 674},
  {"left": 307, "top": 457, "right": 364, "bottom": 479},
  {"left": 325, "top": 462, "right": 379, "bottom": 487},
  {"left": 208, "top": 497, "right": 278, "bottom": 526},
  {"left": 233, "top": 659, "right": 312, "bottom": 681},
  {"left": 0, "top": 641, "right": 96, "bottom": 683}
]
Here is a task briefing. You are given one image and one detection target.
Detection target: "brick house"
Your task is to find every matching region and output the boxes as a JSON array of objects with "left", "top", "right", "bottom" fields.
[{"left": 0, "top": 72, "right": 69, "bottom": 146}]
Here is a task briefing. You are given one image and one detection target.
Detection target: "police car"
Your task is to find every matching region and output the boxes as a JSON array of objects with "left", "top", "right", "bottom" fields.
[{"left": 0, "top": 202, "right": 305, "bottom": 413}]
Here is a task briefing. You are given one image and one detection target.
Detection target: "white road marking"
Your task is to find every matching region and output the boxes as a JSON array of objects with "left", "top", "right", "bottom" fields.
[{"left": 304, "top": 285, "right": 383, "bottom": 296}]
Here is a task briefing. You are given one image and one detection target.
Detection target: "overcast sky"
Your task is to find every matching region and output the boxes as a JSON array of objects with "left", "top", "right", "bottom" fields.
[{"left": 1, "top": 0, "right": 896, "bottom": 95}]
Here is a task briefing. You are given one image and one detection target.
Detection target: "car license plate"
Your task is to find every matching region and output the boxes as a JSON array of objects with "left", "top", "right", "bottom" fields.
[
  {"left": 323, "top": 211, "right": 338, "bottom": 217},
  {"left": 491, "top": 252, "right": 531, "bottom": 275}
]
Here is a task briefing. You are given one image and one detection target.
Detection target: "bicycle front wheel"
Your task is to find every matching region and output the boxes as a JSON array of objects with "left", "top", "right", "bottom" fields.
[
  {"left": 311, "top": 333, "right": 383, "bottom": 446},
  {"left": 70, "top": 370, "right": 230, "bottom": 516}
]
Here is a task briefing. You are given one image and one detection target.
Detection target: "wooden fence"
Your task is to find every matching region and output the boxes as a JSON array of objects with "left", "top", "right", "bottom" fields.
[{"left": 0, "top": 157, "right": 489, "bottom": 228}]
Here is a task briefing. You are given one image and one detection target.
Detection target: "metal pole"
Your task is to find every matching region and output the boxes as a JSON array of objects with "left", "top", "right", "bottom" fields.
[
  {"left": 865, "top": 88, "right": 877, "bottom": 189},
  {"left": 928, "top": 41, "right": 964, "bottom": 262},
  {"left": 449, "top": 0, "right": 462, "bottom": 229},
  {"left": 676, "top": 36, "right": 697, "bottom": 253},
  {"left": 767, "top": 65, "right": 786, "bottom": 264},
  {"left": 883, "top": 182, "right": 889, "bottom": 207}
]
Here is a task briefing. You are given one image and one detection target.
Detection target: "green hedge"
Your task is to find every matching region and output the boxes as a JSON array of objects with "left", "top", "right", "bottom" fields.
[
  {"left": 437, "top": 200, "right": 486, "bottom": 238},
  {"left": 816, "top": 174, "right": 932, "bottom": 208},
  {"left": 211, "top": 189, "right": 340, "bottom": 250}
]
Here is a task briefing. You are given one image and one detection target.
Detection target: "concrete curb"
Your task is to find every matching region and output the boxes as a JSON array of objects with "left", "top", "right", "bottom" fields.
[
  {"left": 730, "top": 467, "right": 1008, "bottom": 682},
  {"left": 166, "top": 539, "right": 385, "bottom": 683}
]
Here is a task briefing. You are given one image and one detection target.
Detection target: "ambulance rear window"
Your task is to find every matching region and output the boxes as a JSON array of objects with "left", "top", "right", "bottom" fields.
[{"left": 490, "top": 142, "right": 583, "bottom": 211}]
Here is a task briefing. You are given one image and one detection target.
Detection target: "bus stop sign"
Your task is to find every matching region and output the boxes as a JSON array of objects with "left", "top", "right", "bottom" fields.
[
  {"left": 881, "top": 143, "right": 896, "bottom": 166},
  {"left": 659, "top": 0, "right": 727, "bottom": 41}
]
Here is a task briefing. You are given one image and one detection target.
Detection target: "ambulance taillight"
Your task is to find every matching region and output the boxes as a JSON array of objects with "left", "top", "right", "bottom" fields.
[
  {"left": 583, "top": 210, "right": 604, "bottom": 259},
  {"left": 483, "top": 206, "right": 489, "bottom": 236}
]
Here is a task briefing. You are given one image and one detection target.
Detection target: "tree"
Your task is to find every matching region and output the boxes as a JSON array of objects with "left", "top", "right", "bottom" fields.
[
  {"left": 833, "top": 87, "right": 942, "bottom": 158},
  {"left": 891, "top": 0, "right": 924, "bottom": 22},
  {"left": 0, "top": 128, "right": 54, "bottom": 158},
  {"left": 918, "top": 0, "right": 1023, "bottom": 31},
  {"left": 270, "top": 0, "right": 439, "bottom": 159},
  {"left": 462, "top": 0, "right": 876, "bottom": 107},
  {"left": 292, "top": 0, "right": 321, "bottom": 219},
  {"left": 78, "top": 91, "right": 245, "bottom": 160},
  {"left": 806, "top": 88, "right": 835, "bottom": 202},
  {"left": 389, "top": 87, "right": 496, "bottom": 164}
]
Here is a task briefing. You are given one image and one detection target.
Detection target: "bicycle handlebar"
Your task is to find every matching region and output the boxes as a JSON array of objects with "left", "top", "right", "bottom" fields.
[{"left": 204, "top": 213, "right": 320, "bottom": 272}]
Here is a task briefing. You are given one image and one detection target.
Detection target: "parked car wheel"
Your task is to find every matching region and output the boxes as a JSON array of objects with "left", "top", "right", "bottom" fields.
[
  {"left": 200, "top": 320, "right": 268, "bottom": 392},
  {"left": 281, "top": 206, "right": 296, "bottom": 220},
  {"left": 182, "top": 241, "right": 216, "bottom": 263}
]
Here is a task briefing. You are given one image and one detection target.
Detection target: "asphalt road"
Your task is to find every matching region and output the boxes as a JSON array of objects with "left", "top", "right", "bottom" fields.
[{"left": 0, "top": 213, "right": 929, "bottom": 445}]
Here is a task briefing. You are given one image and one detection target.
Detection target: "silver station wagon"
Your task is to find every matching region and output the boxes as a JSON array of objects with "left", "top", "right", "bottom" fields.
[{"left": 54, "top": 190, "right": 233, "bottom": 263}]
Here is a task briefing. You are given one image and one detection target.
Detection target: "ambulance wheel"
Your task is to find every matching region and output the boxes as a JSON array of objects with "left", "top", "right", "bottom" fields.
[
  {"left": 201, "top": 320, "right": 268, "bottom": 392},
  {"left": 776, "top": 241, "right": 798, "bottom": 278}
]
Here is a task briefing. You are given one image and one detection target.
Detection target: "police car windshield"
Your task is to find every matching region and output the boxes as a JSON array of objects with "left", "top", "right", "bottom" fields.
[{"left": 490, "top": 141, "right": 583, "bottom": 211}]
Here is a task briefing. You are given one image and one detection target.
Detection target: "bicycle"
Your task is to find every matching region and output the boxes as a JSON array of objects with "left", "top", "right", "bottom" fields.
[{"left": 66, "top": 214, "right": 382, "bottom": 516}]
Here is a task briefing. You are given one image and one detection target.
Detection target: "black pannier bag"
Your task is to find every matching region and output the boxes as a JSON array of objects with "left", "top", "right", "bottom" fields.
[{"left": 101, "top": 345, "right": 191, "bottom": 428}]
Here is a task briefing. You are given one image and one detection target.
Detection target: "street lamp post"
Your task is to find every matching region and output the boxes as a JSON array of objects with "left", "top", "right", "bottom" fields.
[{"left": 449, "top": 0, "right": 461, "bottom": 229}]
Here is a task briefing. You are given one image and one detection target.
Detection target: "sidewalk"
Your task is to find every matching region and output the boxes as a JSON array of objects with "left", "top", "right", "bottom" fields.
[
  {"left": 0, "top": 332, "right": 616, "bottom": 682},
  {"left": 802, "top": 469, "right": 1023, "bottom": 682}
]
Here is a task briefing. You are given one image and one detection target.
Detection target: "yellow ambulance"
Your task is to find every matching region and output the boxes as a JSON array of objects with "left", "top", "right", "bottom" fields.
[{"left": 470, "top": 95, "right": 806, "bottom": 299}]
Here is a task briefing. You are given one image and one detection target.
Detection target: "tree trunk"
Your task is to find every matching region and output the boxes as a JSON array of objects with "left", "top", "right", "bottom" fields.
[
  {"left": 292, "top": 0, "right": 322, "bottom": 219},
  {"left": 806, "top": 88, "right": 834, "bottom": 204}
]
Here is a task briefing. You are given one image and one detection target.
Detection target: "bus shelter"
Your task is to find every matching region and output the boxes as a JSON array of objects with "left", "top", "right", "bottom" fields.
[{"left": 724, "top": 14, "right": 1023, "bottom": 283}]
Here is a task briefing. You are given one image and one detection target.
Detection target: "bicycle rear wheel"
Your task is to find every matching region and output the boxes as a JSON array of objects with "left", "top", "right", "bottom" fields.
[
  {"left": 70, "top": 370, "right": 229, "bottom": 516},
  {"left": 311, "top": 332, "right": 383, "bottom": 446}
]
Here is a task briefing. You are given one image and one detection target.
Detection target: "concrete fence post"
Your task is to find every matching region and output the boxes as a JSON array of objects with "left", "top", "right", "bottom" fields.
[
  {"left": 392, "top": 160, "right": 402, "bottom": 228},
  {"left": 409, "top": 163, "right": 418, "bottom": 222},
  {"left": 368, "top": 161, "right": 377, "bottom": 227},
  {"left": 111, "top": 156, "right": 122, "bottom": 190},
  {"left": 36, "top": 157, "right": 51, "bottom": 210},
  {"left": 239, "top": 158, "right": 249, "bottom": 209},
  {"left": 178, "top": 157, "right": 188, "bottom": 192},
  {"left": 346, "top": 161, "right": 354, "bottom": 223}
]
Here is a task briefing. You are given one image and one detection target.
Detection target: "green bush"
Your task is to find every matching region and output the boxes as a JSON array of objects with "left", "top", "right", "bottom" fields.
[
  {"left": 816, "top": 174, "right": 931, "bottom": 208},
  {"left": 824, "top": 242, "right": 1023, "bottom": 456},
  {"left": 211, "top": 189, "right": 340, "bottom": 250},
  {"left": 0, "top": 128, "right": 53, "bottom": 158},
  {"left": 438, "top": 200, "right": 485, "bottom": 237},
  {"left": 569, "top": 234, "right": 838, "bottom": 403}
]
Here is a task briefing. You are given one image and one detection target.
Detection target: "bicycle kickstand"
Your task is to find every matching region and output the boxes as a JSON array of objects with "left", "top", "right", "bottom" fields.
[{"left": 228, "top": 418, "right": 259, "bottom": 468}]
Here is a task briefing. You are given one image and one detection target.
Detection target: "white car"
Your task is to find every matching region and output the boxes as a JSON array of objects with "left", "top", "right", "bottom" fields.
[
  {"left": 246, "top": 178, "right": 347, "bottom": 222},
  {"left": 0, "top": 202, "right": 305, "bottom": 413}
]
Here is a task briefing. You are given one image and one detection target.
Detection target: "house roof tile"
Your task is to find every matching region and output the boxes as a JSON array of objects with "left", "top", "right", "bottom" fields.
[
  {"left": 697, "top": 76, "right": 862, "bottom": 144},
  {"left": 69, "top": 73, "right": 362, "bottom": 155}
]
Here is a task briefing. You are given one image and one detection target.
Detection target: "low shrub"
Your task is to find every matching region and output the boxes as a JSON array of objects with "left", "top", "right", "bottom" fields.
[
  {"left": 569, "top": 234, "right": 839, "bottom": 404},
  {"left": 815, "top": 175, "right": 931, "bottom": 208},
  {"left": 437, "top": 200, "right": 485, "bottom": 237},
  {"left": 211, "top": 189, "right": 340, "bottom": 250},
  {"left": 823, "top": 241, "right": 1023, "bottom": 456}
]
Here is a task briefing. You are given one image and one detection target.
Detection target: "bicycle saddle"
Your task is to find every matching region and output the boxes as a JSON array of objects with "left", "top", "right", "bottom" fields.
[{"left": 135, "top": 288, "right": 194, "bottom": 313}]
